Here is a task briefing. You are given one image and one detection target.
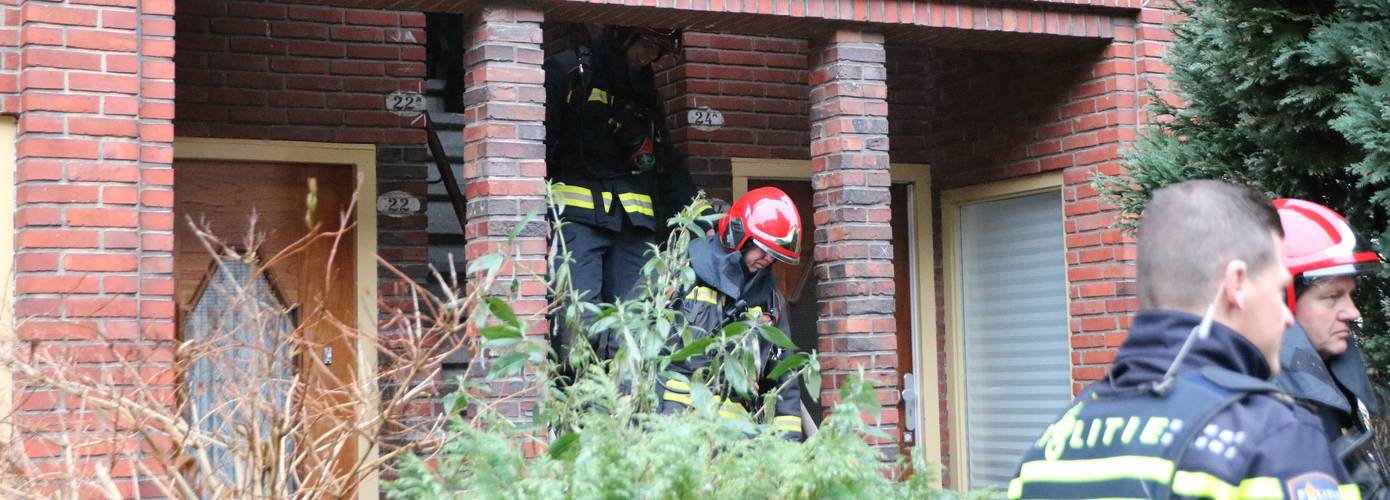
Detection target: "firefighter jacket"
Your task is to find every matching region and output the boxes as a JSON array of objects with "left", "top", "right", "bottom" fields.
[
  {"left": 660, "top": 235, "right": 805, "bottom": 440},
  {"left": 1011, "top": 310, "right": 1360, "bottom": 499},
  {"left": 1275, "top": 323, "right": 1389, "bottom": 498},
  {"left": 543, "top": 38, "right": 697, "bottom": 233}
]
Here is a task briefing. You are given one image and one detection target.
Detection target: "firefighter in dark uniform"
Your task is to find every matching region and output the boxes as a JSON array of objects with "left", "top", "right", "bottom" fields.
[
  {"left": 1010, "top": 180, "right": 1360, "bottom": 499},
  {"left": 544, "top": 26, "right": 698, "bottom": 363},
  {"left": 1273, "top": 198, "right": 1390, "bottom": 499},
  {"left": 656, "top": 187, "right": 806, "bottom": 441}
]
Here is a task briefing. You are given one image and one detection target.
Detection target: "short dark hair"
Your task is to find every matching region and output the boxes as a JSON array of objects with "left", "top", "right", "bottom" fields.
[{"left": 1136, "top": 180, "right": 1284, "bottom": 311}]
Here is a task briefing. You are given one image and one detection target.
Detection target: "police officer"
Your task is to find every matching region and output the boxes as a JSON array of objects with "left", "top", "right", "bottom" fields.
[
  {"left": 1273, "top": 198, "right": 1390, "bottom": 499},
  {"left": 656, "top": 187, "right": 806, "bottom": 441},
  {"left": 544, "top": 26, "right": 698, "bottom": 363},
  {"left": 1010, "top": 180, "right": 1360, "bottom": 499}
]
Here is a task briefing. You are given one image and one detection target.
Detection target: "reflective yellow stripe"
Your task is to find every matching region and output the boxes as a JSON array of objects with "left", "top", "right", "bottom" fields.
[
  {"left": 588, "top": 88, "right": 609, "bottom": 104},
  {"left": 618, "top": 192, "right": 654, "bottom": 217},
  {"left": 1236, "top": 477, "right": 1283, "bottom": 499},
  {"left": 1017, "top": 455, "right": 1174, "bottom": 483},
  {"left": 1007, "top": 478, "right": 1022, "bottom": 499},
  {"left": 773, "top": 415, "right": 801, "bottom": 433},
  {"left": 664, "top": 379, "right": 690, "bottom": 392},
  {"left": 662, "top": 391, "right": 692, "bottom": 407},
  {"left": 602, "top": 191, "right": 614, "bottom": 212},
  {"left": 685, "top": 286, "right": 720, "bottom": 305},
  {"left": 1172, "top": 471, "right": 1236, "bottom": 499},
  {"left": 553, "top": 184, "right": 595, "bottom": 210},
  {"left": 1339, "top": 484, "right": 1362, "bottom": 499},
  {"left": 717, "top": 398, "right": 746, "bottom": 419}
]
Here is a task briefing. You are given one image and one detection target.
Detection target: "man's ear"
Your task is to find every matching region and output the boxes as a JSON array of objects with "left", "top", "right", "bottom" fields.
[{"left": 1223, "top": 260, "right": 1248, "bottom": 309}]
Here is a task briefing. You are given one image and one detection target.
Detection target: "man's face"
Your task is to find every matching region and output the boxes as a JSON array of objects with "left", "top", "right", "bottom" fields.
[
  {"left": 625, "top": 38, "right": 664, "bottom": 68},
  {"left": 743, "top": 245, "right": 776, "bottom": 273},
  {"left": 1236, "top": 234, "right": 1296, "bottom": 373},
  {"left": 1294, "top": 276, "right": 1361, "bottom": 358}
]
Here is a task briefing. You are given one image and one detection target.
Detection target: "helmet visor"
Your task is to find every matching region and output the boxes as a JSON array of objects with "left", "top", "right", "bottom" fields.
[{"left": 752, "top": 231, "right": 800, "bottom": 265}]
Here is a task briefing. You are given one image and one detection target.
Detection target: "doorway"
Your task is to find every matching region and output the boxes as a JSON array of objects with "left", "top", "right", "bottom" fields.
[
  {"left": 173, "top": 138, "right": 379, "bottom": 498},
  {"left": 731, "top": 158, "right": 939, "bottom": 469}
]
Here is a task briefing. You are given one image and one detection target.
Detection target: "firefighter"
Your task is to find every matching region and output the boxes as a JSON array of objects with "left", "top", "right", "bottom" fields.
[
  {"left": 1272, "top": 198, "right": 1390, "bottom": 499},
  {"left": 656, "top": 187, "right": 805, "bottom": 441},
  {"left": 1010, "top": 180, "right": 1359, "bottom": 499},
  {"left": 544, "top": 25, "right": 699, "bottom": 364}
]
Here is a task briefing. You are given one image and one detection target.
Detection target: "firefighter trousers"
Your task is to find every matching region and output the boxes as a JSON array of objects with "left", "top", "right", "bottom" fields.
[{"left": 552, "top": 220, "right": 654, "bottom": 364}]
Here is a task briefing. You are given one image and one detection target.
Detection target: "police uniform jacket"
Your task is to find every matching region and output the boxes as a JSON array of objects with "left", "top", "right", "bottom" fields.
[
  {"left": 543, "top": 37, "right": 696, "bottom": 233},
  {"left": 1011, "top": 310, "right": 1359, "bottom": 499},
  {"left": 661, "top": 235, "right": 805, "bottom": 440}
]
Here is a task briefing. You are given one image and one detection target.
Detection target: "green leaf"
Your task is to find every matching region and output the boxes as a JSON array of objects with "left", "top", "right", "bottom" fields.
[
  {"left": 509, "top": 205, "right": 545, "bottom": 241},
  {"left": 486, "top": 296, "right": 520, "bottom": 328},
  {"left": 467, "top": 253, "right": 503, "bottom": 276},
  {"left": 548, "top": 432, "right": 580, "bottom": 459},
  {"left": 669, "top": 337, "right": 718, "bottom": 362},
  {"left": 482, "top": 336, "right": 522, "bottom": 351},
  {"left": 723, "top": 358, "right": 750, "bottom": 397},
  {"left": 758, "top": 325, "right": 797, "bottom": 350},
  {"left": 767, "top": 352, "right": 809, "bottom": 379},
  {"left": 479, "top": 325, "right": 521, "bottom": 341},
  {"left": 804, "top": 369, "right": 821, "bottom": 401},
  {"left": 487, "top": 351, "right": 529, "bottom": 379}
]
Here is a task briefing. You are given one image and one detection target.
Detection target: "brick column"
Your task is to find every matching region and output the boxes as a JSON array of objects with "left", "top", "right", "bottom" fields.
[
  {"left": 460, "top": 4, "right": 547, "bottom": 421},
  {"left": 9, "top": 0, "right": 176, "bottom": 494},
  {"left": 809, "top": 29, "right": 898, "bottom": 456}
]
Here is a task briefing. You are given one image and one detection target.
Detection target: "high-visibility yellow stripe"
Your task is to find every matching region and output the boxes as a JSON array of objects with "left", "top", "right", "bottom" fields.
[
  {"left": 553, "top": 184, "right": 595, "bottom": 210},
  {"left": 717, "top": 399, "right": 746, "bottom": 419},
  {"left": 1007, "top": 478, "right": 1022, "bottom": 499},
  {"left": 662, "top": 391, "right": 692, "bottom": 407},
  {"left": 685, "top": 286, "right": 720, "bottom": 305},
  {"left": 618, "top": 192, "right": 654, "bottom": 217},
  {"left": 1017, "top": 455, "right": 1174, "bottom": 483},
  {"left": 1236, "top": 477, "right": 1283, "bottom": 499},
  {"left": 773, "top": 415, "right": 801, "bottom": 432},
  {"left": 588, "top": 88, "right": 609, "bottom": 104},
  {"left": 602, "top": 191, "right": 614, "bottom": 212},
  {"left": 1172, "top": 470, "right": 1236, "bottom": 499},
  {"left": 1339, "top": 484, "right": 1362, "bottom": 499},
  {"left": 664, "top": 379, "right": 690, "bottom": 392}
]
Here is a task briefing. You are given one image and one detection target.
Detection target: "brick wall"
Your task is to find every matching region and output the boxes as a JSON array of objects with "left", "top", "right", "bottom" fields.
[
  {"left": 8, "top": 0, "right": 176, "bottom": 495},
  {"left": 662, "top": 32, "right": 809, "bottom": 202},
  {"left": 174, "top": 0, "right": 431, "bottom": 296}
]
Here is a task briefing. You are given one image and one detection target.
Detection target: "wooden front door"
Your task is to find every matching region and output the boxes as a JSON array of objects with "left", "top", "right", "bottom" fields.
[
  {"left": 745, "top": 179, "right": 915, "bottom": 447},
  {"left": 175, "top": 160, "right": 358, "bottom": 490}
]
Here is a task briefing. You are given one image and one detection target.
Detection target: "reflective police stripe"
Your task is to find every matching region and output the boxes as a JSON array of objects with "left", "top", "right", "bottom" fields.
[
  {"left": 773, "top": 415, "right": 801, "bottom": 433},
  {"left": 618, "top": 192, "right": 655, "bottom": 217},
  {"left": 554, "top": 184, "right": 595, "bottom": 210},
  {"left": 588, "top": 88, "right": 609, "bottom": 104},
  {"left": 685, "top": 286, "right": 720, "bottom": 305},
  {"left": 1017, "top": 455, "right": 1174, "bottom": 484}
]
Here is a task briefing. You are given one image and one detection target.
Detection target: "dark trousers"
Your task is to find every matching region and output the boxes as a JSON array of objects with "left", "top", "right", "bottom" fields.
[{"left": 553, "top": 221, "right": 654, "bottom": 363}]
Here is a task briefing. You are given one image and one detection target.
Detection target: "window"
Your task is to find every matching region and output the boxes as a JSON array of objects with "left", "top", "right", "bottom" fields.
[
  {"left": 184, "top": 258, "right": 296, "bottom": 482},
  {"left": 944, "top": 177, "right": 1071, "bottom": 489}
]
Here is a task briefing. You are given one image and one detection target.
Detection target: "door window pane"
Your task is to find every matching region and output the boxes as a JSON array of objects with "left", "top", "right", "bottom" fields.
[{"left": 958, "top": 190, "right": 1070, "bottom": 488}]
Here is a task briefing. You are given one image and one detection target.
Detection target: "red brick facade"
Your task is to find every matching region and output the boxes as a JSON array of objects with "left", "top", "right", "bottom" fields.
[{"left": 0, "top": 0, "right": 1178, "bottom": 493}]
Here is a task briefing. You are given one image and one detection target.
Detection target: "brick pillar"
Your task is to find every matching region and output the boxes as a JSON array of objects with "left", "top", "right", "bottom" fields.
[
  {"left": 809, "top": 29, "right": 898, "bottom": 456},
  {"left": 9, "top": 0, "right": 175, "bottom": 495},
  {"left": 460, "top": 4, "right": 547, "bottom": 421}
]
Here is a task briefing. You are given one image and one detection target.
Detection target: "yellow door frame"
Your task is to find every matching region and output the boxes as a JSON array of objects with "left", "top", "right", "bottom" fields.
[
  {"left": 731, "top": 158, "right": 939, "bottom": 482},
  {"left": 173, "top": 137, "right": 380, "bottom": 499},
  {"left": 939, "top": 171, "right": 1069, "bottom": 490}
]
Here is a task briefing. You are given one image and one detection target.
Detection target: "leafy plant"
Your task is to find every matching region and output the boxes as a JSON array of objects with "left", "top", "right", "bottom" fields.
[{"left": 386, "top": 189, "right": 989, "bottom": 499}]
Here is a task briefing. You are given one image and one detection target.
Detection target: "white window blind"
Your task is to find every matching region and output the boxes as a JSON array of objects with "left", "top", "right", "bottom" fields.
[{"left": 958, "top": 190, "right": 1071, "bottom": 488}]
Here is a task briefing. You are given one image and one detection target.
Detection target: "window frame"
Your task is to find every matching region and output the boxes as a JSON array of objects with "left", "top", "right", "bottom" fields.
[{"left": 940, "top": 172, "right": 1071, "bottom": 490}]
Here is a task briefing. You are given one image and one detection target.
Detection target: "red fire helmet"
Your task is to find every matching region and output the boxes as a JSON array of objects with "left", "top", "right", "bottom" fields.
[
  {"left": 1274, "top": 198, "right": 1383, "bottom": 311},
  {"left": 718, "top": 186, "right": 802, "bottom": 265}
]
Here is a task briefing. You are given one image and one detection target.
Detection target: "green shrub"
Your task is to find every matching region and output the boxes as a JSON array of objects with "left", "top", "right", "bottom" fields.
[{"left": 386, "top": 193, "right": 995, "bottom": 499}]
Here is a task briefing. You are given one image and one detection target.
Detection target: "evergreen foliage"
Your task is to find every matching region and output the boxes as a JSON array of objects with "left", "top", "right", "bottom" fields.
[{"left": 1095, "top": 0, "right": 1390, "bottom": 384}]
